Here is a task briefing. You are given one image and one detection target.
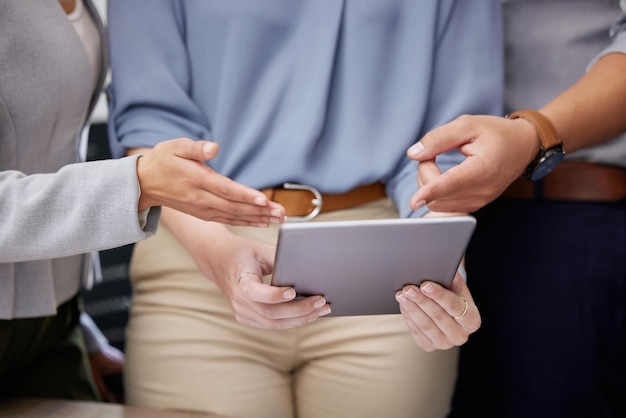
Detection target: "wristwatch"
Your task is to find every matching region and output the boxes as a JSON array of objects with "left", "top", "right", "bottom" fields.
[{"left": 507, "top": 109, "right": 565, "bottom": 181}]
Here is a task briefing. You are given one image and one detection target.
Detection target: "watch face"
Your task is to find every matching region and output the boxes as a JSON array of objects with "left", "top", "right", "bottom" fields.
[{"left": 529, "top": 148, "right": 565, "bottom": 181}]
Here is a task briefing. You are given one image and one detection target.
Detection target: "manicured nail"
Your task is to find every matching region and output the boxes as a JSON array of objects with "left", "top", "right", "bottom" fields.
[
  {"left": 314, "top": 297, "right": 326, "bottom": 308},
  {"left": 412, "top": 200, "right": 426, "bottom": 210},
  {"left": 319, "top": 307, "right": 332, "bottom": 316},
  {"left": 408, "top": 142, "right": 424, "bottom": 157},
  {"left": 403, "top": 287, "right": 416, "bottom": 297},
  {"left": 270, "top": 209, "right": 283, "bottom": 217},
  {"left": 203, "top": 142, "right": 216, "bottom": 154},
  {"left": 270, "top": 217, "right": 282, "bottom": 224},
  {"left": 421, "top": 282, "right": 433, "bottom": 294},
  {"left": 283, "top": 289, "right": 296, "bottom": 300},
  {"left": 254, "top": 196, "right": 268, "bottom": 206},
  {"left": 396, "top": 293, "right": 408, "bottom": 304}
]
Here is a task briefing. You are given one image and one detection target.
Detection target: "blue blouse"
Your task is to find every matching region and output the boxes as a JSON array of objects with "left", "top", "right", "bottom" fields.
[{"left": 107, "top": 0, "right": 503, "bottom": 217}]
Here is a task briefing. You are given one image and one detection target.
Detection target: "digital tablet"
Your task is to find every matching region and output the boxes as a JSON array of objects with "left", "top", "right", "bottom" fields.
[{"left": 271, "top": 216, "right": 476, "bottom": 316}]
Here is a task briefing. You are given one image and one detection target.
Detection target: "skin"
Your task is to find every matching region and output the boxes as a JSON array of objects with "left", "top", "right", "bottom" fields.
[
  {"left": 406, "top": 52, "right": 626, "bottom": 214},
  {"left": 134, "top": 139, "right": 285, "bottom": 227},
  {"left": 395, "top": 273, "right": 480, "bottom": 351}
]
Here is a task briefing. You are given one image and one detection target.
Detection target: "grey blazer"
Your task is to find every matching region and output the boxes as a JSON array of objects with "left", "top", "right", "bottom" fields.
[{"left": 0, "top": 1, "right": 158, "bottom": 319}]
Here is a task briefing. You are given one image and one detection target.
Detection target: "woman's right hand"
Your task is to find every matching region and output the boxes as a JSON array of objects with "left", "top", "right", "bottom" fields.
[{"left": 133, "top": 138, "right": 285, "bottom": 227}]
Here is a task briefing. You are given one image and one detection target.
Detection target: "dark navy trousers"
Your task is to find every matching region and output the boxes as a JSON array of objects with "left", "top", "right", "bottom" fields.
[{"left": 449, "top": 198, "right": 626, "bottom": 418}]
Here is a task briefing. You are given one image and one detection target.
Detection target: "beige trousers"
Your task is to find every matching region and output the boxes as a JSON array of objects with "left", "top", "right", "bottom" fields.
[{"left": 124, "top": 199, "right": 458, "bottom": 418}]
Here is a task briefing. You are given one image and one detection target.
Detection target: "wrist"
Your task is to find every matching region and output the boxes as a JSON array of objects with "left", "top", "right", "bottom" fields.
[
  {"left": 135, "top": 154, "right": 159, "bottom": 210},
  {"left": 507, "top": 109, "right": 565, "bottom": 181},
  {"left": 508, "top": 117, "right": 542, "bottom": 168}
]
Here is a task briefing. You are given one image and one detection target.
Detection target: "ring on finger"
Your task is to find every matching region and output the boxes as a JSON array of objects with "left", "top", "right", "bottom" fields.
[
  {"left": 453, "top": 298, "right": 469, "bottom": 319},
  {"left": 237, "top": 271, "right": 258, "bottom": 286}
]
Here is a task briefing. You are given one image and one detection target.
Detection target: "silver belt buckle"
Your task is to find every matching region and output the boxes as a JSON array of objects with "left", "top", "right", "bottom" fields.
[{"left": 283, "top": 183, "right": 323, "bottom": 222}]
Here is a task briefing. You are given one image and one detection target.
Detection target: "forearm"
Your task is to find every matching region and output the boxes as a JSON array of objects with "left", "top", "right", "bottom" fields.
[
  {"left": 161, "top": 206, "right": 230, "bottom": 253},
  {"left": 160, "top": 205, "right": 240, "bottom": 283},
  {"left": 540, "top": 52, "right": 626, "bottom": 153}
]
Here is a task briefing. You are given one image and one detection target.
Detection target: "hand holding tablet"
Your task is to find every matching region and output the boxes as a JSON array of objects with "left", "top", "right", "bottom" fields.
[{"left": 271, "top": 216, "right": 476, "bottom": 316}]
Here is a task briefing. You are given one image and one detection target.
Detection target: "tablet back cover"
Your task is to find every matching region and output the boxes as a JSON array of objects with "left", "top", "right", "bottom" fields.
[{"left": 271, "top": 216, "right": 476, "bottom": 316}]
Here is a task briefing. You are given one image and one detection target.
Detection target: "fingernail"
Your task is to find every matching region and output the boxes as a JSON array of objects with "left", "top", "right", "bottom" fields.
[
  {"left": 412, "top": 200, "right": 426, "bottom": 210},
  {"left": 319, "top": 307, "right": 332, "bottom": 316},
  {"left": 269, "top": 217, "right": 282, "bottom": 224},
  {"left": 421, "top": 282, "right": 433, "bottom": 294},
  {"left": 203, "top": 142, "right": 216, "bottom": 154},
  {"left": 408, "top": 142, "right": 424, "bottom": 157},
  {"left": 283, "top": 289, "right": 296, "bottom": 300},
  {"left": 254, "top": 196, "right": 268, "bottom": 206},
  {"left": 403, "top": 287, "right": 416, "bottom": 297},
  {"left": 314, "top": 297, "right": 326, "bottom": 308},
  {"left": 396, "top": 293, "right": 408, "bottom": 303},
  {"left": 270, "top": 209, "right": 283, "bottom": 217}
]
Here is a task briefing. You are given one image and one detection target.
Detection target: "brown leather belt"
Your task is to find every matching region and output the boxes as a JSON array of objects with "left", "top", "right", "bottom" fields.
[
  {"left": 261, "top": 182, "right": 387, "bottom": 220},
  {"left": 500, "top": 161, "right": 626, "bottom": 202}
]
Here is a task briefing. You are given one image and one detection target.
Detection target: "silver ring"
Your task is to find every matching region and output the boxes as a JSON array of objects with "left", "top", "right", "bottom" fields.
[
  {"left": 453, "top": 299, "right": 469, "bottom": 319},
  {"left": 237, "top": 271, "right": 258, "bottom": 286}
]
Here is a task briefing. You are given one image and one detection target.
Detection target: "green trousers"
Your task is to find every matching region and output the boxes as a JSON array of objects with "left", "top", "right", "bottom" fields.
[{"left": 0, "top": 296, "right": 100, "bottom": 401}]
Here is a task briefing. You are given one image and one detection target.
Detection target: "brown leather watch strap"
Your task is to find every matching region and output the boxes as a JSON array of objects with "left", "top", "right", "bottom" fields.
[{"left": 507, "top": 109, "right": 562, "bottom": 150}]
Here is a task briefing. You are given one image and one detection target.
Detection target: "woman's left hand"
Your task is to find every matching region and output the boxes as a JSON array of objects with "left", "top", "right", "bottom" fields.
[
  {"left": 88, "top": 343, "right": 125, "bottom": 403},
  {"left": 395, "top": 270, "right": 480, "bottom": 351}
]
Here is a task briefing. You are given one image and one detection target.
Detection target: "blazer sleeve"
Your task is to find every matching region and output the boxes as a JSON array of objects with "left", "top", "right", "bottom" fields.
[{"left": 0, "top": 155, "right": 160, "bottom": 263}]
